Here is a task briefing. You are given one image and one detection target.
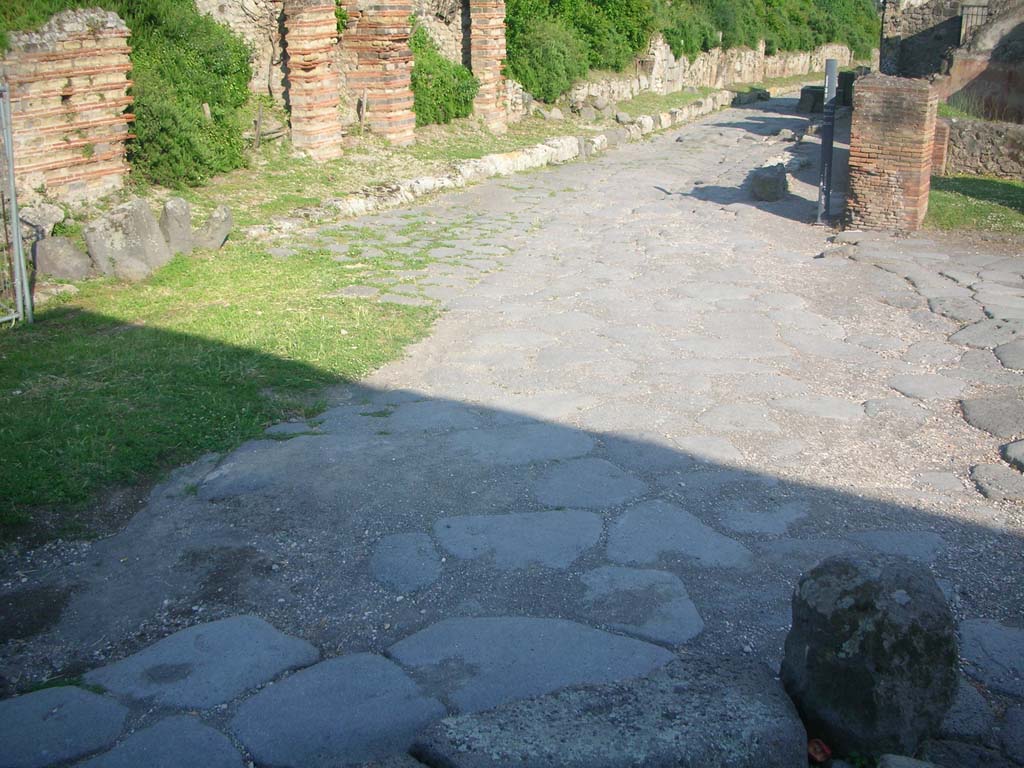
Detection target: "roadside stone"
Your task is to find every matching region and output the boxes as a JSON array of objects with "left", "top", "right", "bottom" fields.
[
  {"left": 545, "top": 107, "right": 563, "bottom": 121},
  {"left": 971, "top": 463, "right": 1024, "bottom": 501},
  {"left": 994, "top": 339, "right": 1024, "bottom": 370},
  {"left": 928, "top": 297, "right": 985, "bottom": 324},
  {"left": 32, "top": 237, "right": 90, "bottom": 280},
  {"left": 84, "top": 615, "right": 319, "bottom": 708},
  {"left": 84, "top": 198, "right": 173, "bottom": 281},
  {"left": 580, "top": 566, "right": 704, "bottom": 644},
  {"left": 961, "top": 397, "right": 1024, "bottom": 439},
  {"left": 1000, "top": 440, "right": 1024, "bottom": 471},
  {"left": 781, "top": 554, "right": 958, "bottom": 755},
  {"left": 607, "top": 499, "right": 752, "bottom": 568},
  {"left": 411, "top": 658, "right": 806, "bottom": 768},
  {"left": 950, "top": 318, "right": 1024, "bottom": 348},
  {"left": 370, "top": 533, "right": 441, "bottom": 593},
  {"left": 533, "top": 458, "right": 647, "bottom": 508},
  {"left": 159, "top": 198, "right": 193, "bottom": 256},
  {"left": 80, "top": 716, "right": 243, "bottom": 768},
  {"left": 19, "top": 203, "right": 65, "bottom": 239},
  {"left": 888, "top": 374, "right": 965, "bottom": 400},
  {"left": 434, "top": 510, "right": 601, "bottom": 570},
  {"left": 614, "top": 111, "right": 632, "bottom": 124},
  {"left": 938, "top": 677, "right": 994, "bottom": 743},
  {"left": 194, "top": 205, "right": 233, "bottom": 250},
  {"left": 636, "top": 115, "right": 655, "bottom": 134},
  {"left": 960, "top": 619, "right": 1024, "bottom": 697},
  {"left": 388, "top": 616, "right": 672, "bottom": 713},
  {"left": 749, "top": 164, "right": 788, "bottom": 201},
  {"left": 578, "top": 105, "right": 597, "bottom": 122},
  {"left": 230, "top": 654, "right": 444, "bottom": 767},
  {"left": 0, "top": 686, "right": 127, "bottom": 768}
]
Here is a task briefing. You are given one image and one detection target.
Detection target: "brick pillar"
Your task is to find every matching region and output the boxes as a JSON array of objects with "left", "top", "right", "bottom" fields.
[
  {"left": 847, "top": 73, "right": 937, "bottom": 232},
  {"left": 342, "top": 1, "right": 416, "bottom": 146},
  {"left": 932, "top": 117, "right": 949, "bottom": 177},
  {"left": 284, "top": 0, "right": 345, "bottom": 161},
  {"left": 469, "top": 0, "right": 507, "bottom": 132}
]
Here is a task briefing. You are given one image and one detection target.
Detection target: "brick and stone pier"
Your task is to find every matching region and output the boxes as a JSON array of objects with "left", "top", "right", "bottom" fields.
[{"left": 469, "top": 0, "right": 508, "bottom": 132}]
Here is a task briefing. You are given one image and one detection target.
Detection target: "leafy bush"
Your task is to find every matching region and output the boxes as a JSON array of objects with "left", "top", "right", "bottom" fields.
[
  {"left": 2, "top": 0, "right": 252, "bottom": 188},
  {"left": 507, "top": 15, "right": 590, "bottom": 102},
  {"left": 409, "top": 22, "right": 480, "bottom": 127}
]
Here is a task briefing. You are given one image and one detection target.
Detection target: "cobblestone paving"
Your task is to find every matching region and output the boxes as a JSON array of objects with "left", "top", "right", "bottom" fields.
[{"left": 2, "top": 99, "right": 1022, "bottom": 767}]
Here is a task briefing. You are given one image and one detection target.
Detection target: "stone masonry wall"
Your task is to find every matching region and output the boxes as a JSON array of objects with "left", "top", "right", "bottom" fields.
[
  {"left": 415, "top": 0, "right": 468, "bottom": 64},
  {"left": 196, "top": 0, "right": 287, "bottom": 102},
  {"left": 880, "top": 0, "right": 963, "bottom": 77},
  {"left": 847, "top": 73, "right": 937, "bottom": 232},
  {"left": 944, "top": 117, "right": 1024, "bottom": 177},
  {"left": 0, "top": 10, "right": 133, "bottom": 207}
]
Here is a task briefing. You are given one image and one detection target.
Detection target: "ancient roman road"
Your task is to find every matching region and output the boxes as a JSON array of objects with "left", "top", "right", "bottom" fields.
[{"left": 3, "top": 98, "right": 1023, "bottom": 767}]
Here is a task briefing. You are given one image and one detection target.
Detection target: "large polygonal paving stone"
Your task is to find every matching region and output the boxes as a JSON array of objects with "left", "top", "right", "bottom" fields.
[
  {"left": 960, "top": 619, "right": 1024, "bottom": 697},
  {"left": 961, "top": 397, "right": 1024, "bottom": 439},
  {"left": 698, "top": 404, "right": 782, "bottom": 433},
  {"left": 950, "top": 318, "right": 1024, "bottom": 349},
  {"left": 888, "top": 374, "right": 965, "bottom": 401},
  {"left": 608, "top": 500, "right": 752, "bottom": 568},
  {"left": 80, "top": 716, "right": 243, "bottom": 768},
  {"left": 411, "top": 658, "right": 807, "bottom": 768},
  {"left": 721, "top": 500, "right": 808, "bottom": 535},
  {"left": 230, "top": 654, "right": 444, "bottom": 768},
  {"left": 0, "top": 687, "right": 127, "bottom": 768},
  {"left": 434, "top": 510, "right": 601, "bottom": 569},
  {"left": 84, "top": 616, "right": 319, "bottom": 708},
  {"left": 970, "top": 464, "right": 1024, "bottom": 502},
  {"left": 847, "top": 530, "right": 946, "bottom": 563},
  {"left": 444, "top": 423, "right": 594, "bottom": 465},
  {"left": 771, "top": 396, "right": 865, "bottom": 421},
  {"left": 580, "top": 566, "right": 704, "bottom": 645},
  {"left": 994, "top": 340, "right": 1024, "bottom": 371},
  {"left": 370, "top": 533, "right": 441, "bottom": 593},
  {"left": 534, "top": 458, "right": 647, "bottom": 508},
  {"left": 387, "top": 617, "right": 673, "bottom": 713}
]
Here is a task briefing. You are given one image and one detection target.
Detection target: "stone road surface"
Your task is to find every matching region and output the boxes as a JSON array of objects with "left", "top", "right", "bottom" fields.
[{"left": 2, "top": 98, "right": 1023, "bottom": 767}]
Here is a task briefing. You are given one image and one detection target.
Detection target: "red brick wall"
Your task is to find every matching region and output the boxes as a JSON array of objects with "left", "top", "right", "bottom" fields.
[
  {"left": 932, "top": 117, "right": 949, "bottom": 176},
  {"left": 847, "top": 73, "right": 938, "bottom": 231},
  {"left": 469, "top": 0, "right": 507, "bottom": 132}
]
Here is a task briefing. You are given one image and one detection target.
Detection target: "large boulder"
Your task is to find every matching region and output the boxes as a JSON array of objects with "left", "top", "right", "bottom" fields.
[
  {"left": 750, "top": 164, "right": 789, "bottom": 201},
  {"left": 33, "top": 236, "right": 91, "bottom": 280},
  {"left": 84, "top": 198, "right": 172, "bottom": 281},
  {"left": 19, "top": 203, "right": 65, "bottom": 240},
  {"left": 160, "top": 197, "right": 193, "bottom": 255},
  {"left": 781, "top": 555, "right": 957, "bottom": 756},
  {"left": 194, "top": 205, "right": 233, "bottom": 250},
  {"left": 412, "top": 658, "right": 807, "bottom": 768}
]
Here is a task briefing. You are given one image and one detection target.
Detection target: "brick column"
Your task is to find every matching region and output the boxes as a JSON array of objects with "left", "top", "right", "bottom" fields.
[
  {"left": 284, "top": 0, "right": 345, "bottom": 161},
  {"left": 469, "top": 0, "right": 507, "bottom": 133},
  {"left": 847, "top": 73, "right": 937, "bottom": 232},
  {"left": 342, "top": 1, "right": 416, "bottom": 146}
]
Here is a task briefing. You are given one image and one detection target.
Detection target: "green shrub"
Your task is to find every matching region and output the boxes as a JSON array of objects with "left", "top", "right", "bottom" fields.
[
  {"left": 2, "top": 0, "right": 252, "bottom": 188},
  {"left": 409, "top": 22, "right": 480, "bottom": 127},
  {"left": 507, "top": 16, "right": 590, "bottom": 102}
]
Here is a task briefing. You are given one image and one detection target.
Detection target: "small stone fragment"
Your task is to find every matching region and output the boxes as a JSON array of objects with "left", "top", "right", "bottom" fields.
[{"left": 194, "top": 205, "right": 233, "bottom": 250}]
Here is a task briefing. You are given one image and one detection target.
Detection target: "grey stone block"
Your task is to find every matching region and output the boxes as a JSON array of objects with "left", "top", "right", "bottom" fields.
[
  {"left": 971, "top": 463, "right": 1024, "bottom": 501},
  {"left": 1002, "top": 706, "right": 1024, "bottom": 764},
  {"left": 370, "top": 533, "right": 441, "bottom": 593},
  {"left": 938, "top": 677, "right": 994, "bottom": 743},
  {"left": 533, "top": 458, "right": 647, "bottom": 508},
  {"left": 33, "top": 236, "right": 90, "bottom": 280},
  {"left": 445, "top": 423, "right": 593, "bottom": 465},
  {"left": 79, "top": 716, "right": 243, "bottom": 768},
  {"left": 19, "top": 203, "right": 64, "bottom": 239},
  {"left": 0, "top": 686, "right": 127, "bottom": 768},
  {"left": 159, "top": 198, "right": 193, "bottom": 256},
  {"left": 960, "top": 619, "right": 1024, "bottom": 697},
  {"left": 888, "top": 374, "right": 965, "bottom": 400},
  {"left": 388, "top": 616, "right": 673, "bottom": 714},
  {"left": 994, "top": 339, "right": 1024, "bottom": 370},
  {"left": 230, "top": 654, "right": 444, "bottom": 768},
  {"left": 412, "top": 658, "right": 806, "bottom": 768},
  {"left": 194, "top": 205, "right": 233, "bottom": 250},
  {"left": 84, "top": 198, "right": 173, "bottom": 281},
  {"left": 961, "top": 397, "right": 1024, "bottom": 439},
  {"left": 1001, "top": 440, "right": 1024, "bottom": 471},
  {"left": 928, "top": 297, "right": 984, "bottom": 324},
  {"left": 84, "top": 615, "right": 319, "bottom": 708},
  {"left": 950, "top": 318, "right": 1024, "bottom": 349},
  {"left": 749, "top": 164, "right": 788, "bottom": 201}
]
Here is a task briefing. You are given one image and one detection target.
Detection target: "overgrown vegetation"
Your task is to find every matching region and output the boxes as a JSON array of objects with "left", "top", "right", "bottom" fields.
[
  {"left": 926, "top": 175, "right": 1024, "bottom": 234},
  {"left": 410, "top": 21, "right": 480, "bottom": 127},
  {"left": 505, "top": 0, "right": 879, "bottom": 102},
  {"left": 2, "top": 0, "right": 252, "bottom": 187}
]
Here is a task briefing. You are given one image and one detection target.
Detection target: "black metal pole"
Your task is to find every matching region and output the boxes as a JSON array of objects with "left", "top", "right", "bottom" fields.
[{"left": 816, "top": 59, "right": 839, "bottom": 225}]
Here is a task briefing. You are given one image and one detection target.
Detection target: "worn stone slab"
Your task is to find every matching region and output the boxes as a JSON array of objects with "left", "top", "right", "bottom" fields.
[
  {"left": 533, "top": 458, "right": 647, "bottom": 508},
  {"left": 0, "top": 687, "right": 127, "bottom": 768},
  {"left": 902, "top": 341, "right": 961, "bottom": 366},
  {"left": 445, "top": 423, "right": 593, "bottom": 465},
  {"left": 608, "top": 499, "right": 751, "bottom": 568},
  {"left": 580, "top": 566, "right": 704, "bottom": 645},
  {"left": 960, "top": 619, "right": 1024, "bottom": 697},
  {"left": 231, "top": 654, "right": 444, "bottom": 767},
  {"left": 385, "top": 402, "right": 483, "bottom": 432},
  {"left": 80, "top": 716, "right": 243, "bottom": 768},
  {"left": 387, "top": 617, "right": 673, "bottom": 714},
  {"left": 864, "top": 397, "right": 930, "bottom": 426},
  {"left": 371, "top": 533, "right": 442, "bottom": 593},
  {"left": 772, "top": 396, "right": 865, "bottom": 421},
  {"left": 961, "top": 397, "right": 1024, "bottom": 439},
  {"left": 994, "top": 340, "right": 1024, "bottom": 370},
  {"left": 434, "top": 510, "right": 601, "bottom": 570},
  {"left": 722, "top": 500, "right": 808, "bottom": 534},
  {"left": 84, "top": 616, "right": 319, "bottom": 708},
  {"left": 698, "top": 403, "right": 782, "bottom": 433},
  {"left": 411, "top": 659, "right": 806, "bottom": 768},
  {"left": 938, "top": 677, "right": 994, "bottom": 743},
  {"left": 1003, "top": 706, "right": 1024, "bottom": 765},
  {"left": 970, "top": 463, "right": 1024, "bottom": 501},
  {"left": 674, "top": 435, "right": 744, "bottom": 464},
  {"left": 847, "top": 530, "right": 945, "bottom": 563},
  {"left": 888, "top": 374, "right": 965, "bottom": 400},
  {"left": 950, "top": 318, "right": 1024, "bottom": 348}
]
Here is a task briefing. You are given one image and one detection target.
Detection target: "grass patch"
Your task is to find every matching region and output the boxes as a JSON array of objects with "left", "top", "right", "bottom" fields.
[
  {"left": 926, "top": 175, "right": 1024, "bottom": 234},
  {"left": 728, "top": 71, "right": 824, "bottom": 94},
  {"left": 614, "top": 86, "right": 714, "bottom": 116},
  {"left": 0, "top": 240, "right": 435, "bottom": 539}
]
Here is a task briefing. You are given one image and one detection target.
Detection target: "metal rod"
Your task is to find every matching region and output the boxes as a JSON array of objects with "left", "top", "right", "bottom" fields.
[
  {"left": 816, "top": 59, "right": 839, "bottom": 226},
  {"left": 1, "top": 84, "right": 32, "bottom": 322}
]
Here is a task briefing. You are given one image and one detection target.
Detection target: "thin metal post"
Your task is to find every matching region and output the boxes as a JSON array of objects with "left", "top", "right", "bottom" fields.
[
  {"left": 816, "top": 59, "right": 839, "bottom": 226},
  {"left": 1, "top": 83, "right": 31, "bottom": 322}
]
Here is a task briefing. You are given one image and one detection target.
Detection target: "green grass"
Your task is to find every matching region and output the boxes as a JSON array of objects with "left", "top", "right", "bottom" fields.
[
  {"left": 926, "top": 175, "right": 1024, "bottom": 234},
  {"left": 613, "top": 86, "right": 714, "bottom": 116},
  {"left": 728, "top": 71, "right": 824, "bottom": 94},
  {"left": 937, "top": 102, "right": 977, "bottom": 121},
  {"left": 0, "top": 238, "right": 436, "bottom": 539}
]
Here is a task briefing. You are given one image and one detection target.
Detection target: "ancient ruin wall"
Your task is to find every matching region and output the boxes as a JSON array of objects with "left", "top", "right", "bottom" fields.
[
  {"left": 196, "top": 0, "right": 287, "bottom": 102},
  {"left": 0, "top": 10, "right": 133, "bottom": 206},
  {"left": 944, "top": 117, "right": 1024, "bottom": 177},
  {"left": 880, "top": 0, "right": 963, "bottom": 77},
  {"left": 847, "top": 73, "right": 937, "bottom": 231},
  {"left": 415, "top": 0, "right": 468, "bottom": 64}
]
